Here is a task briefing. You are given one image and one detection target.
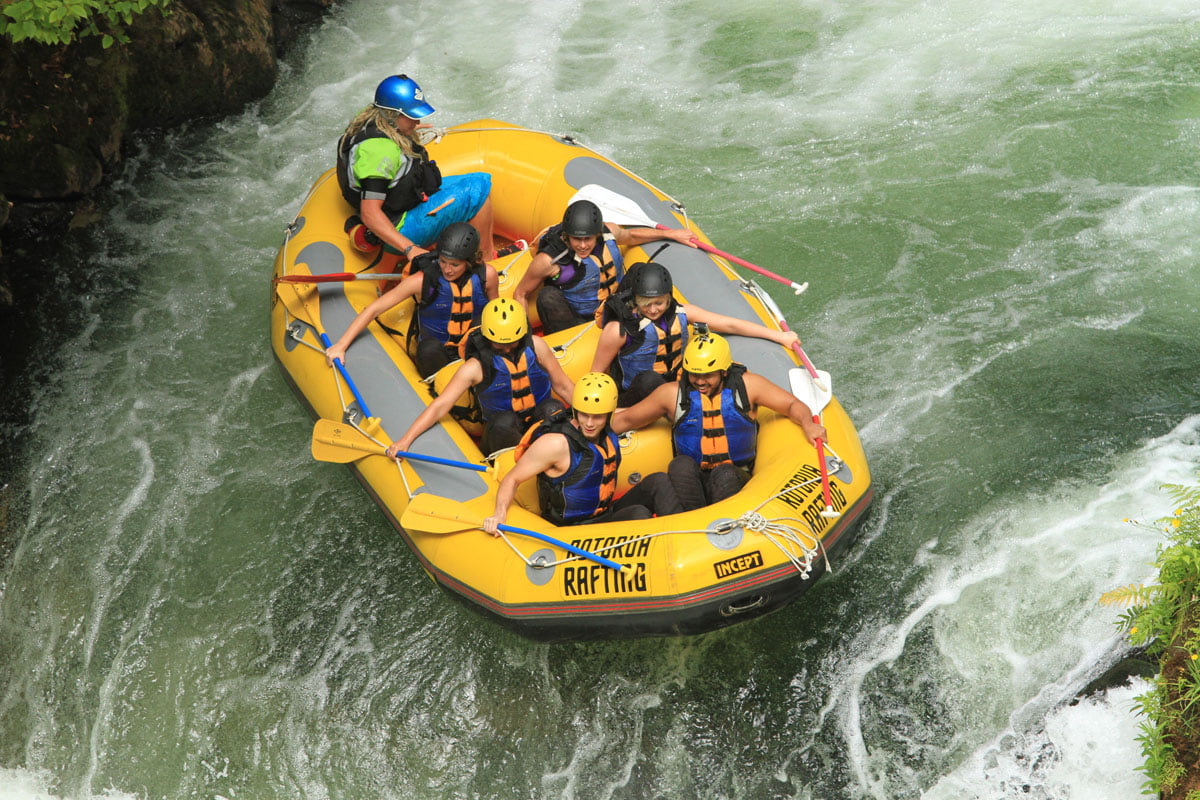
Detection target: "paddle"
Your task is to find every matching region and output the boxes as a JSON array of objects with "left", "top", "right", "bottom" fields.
[
  {"left": 782, "top": 324, "right": 827, "bottom": 393},
  {"left": 275, "top": 281, "right": 374, "bottom": 418},
  {"left": 401, "top": 494, "right": 624, "bottom": 572},
  {"left": 311, "top": 419, "right": 488, "bottom": 472},
  {"left": 570, "top": 184, "right": 810, "bottom": 295},
  {"left": 744, "top": 274, "right": 830, "bottom": 394},
  {"left": 278, "top": 272, "right": 397, "bottom": 284},
  {"left": 788, "top": 368, "right": 840, "bottom": 520}
]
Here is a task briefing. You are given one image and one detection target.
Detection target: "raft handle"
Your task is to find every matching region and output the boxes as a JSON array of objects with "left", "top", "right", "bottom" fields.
[{"left": 720, "top": 595, "right": 768, "bottom": 617}]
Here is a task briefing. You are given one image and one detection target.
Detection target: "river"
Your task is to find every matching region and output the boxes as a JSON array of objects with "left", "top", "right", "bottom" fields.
[{"left": 2, "top": 0, "right": 1200, "bottom": 797}]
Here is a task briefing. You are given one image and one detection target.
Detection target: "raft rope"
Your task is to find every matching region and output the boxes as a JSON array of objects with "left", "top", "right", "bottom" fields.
[
  {"left": 550, "top": 323, "right": 594, "bottom": 361},
  {"left": 470, "top": 476, "right": 834, "bottom": 574},
  {"left": 494, "top": 240, "right": 529, "bottom": 287},
  {"left": 419, "top": 126, "right": 580, "bottom": 147}
]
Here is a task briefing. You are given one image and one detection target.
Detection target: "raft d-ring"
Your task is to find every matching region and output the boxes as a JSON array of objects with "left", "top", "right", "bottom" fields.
[
  {"left": 828, "top": 456, "right": 852, "bottom": 484},
  {"left": 706, "top": 518, "right": 743, "bottom": 550},
  {"left": 525, "top": 549, "right": 557, "bottom": 586},
  {"left": 720, "top": 595, "right": 767, "bottom": 617}
]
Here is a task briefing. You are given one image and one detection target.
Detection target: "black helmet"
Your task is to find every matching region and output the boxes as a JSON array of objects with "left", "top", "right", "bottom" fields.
[
  {"left": 437, "top": 222, "right": 479, "bottom": 261},
  {"left": 561, "top": 200, "right": 604, "bottom": 238},
  {"left": 632, "top": 261, "right": 673, "bottom": 297}
]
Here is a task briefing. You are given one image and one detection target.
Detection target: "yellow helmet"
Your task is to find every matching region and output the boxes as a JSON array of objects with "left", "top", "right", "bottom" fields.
[
  {"left": 682, "top": 331, "right": 732, "bottom": 373},
  {"left": 572, "top": 372, "right": 618, "bottom": 415},
  {"left": 480, "top": 298, "right": 528, "bottom": 344}
]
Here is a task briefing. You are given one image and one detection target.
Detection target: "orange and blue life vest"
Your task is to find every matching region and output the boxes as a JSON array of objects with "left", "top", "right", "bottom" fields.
[
  {"left": 540, "top": 225, "right": 624, "bottom": 317},
  {"left": 463, "top": 331, "right": 553, "bottom": 426},
  {"left": 616, "top": 307, "right": 689, "bottom": 390},
  {"left": 535, "top": 420, "right": 621, "bottom": 525},
  {"left": 413, "top": 256, "right": 488, "bottom": 356},
  {"left": 672, "top": 365, "right": 758, "bottom": 471}
]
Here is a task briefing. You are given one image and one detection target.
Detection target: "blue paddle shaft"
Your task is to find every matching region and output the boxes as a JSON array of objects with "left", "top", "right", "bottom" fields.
[
  {"left": 319, "top": 332, "right": 373, "bottom": 418},
  {"left": 498, "top": 523, "right": 623, "bottom": 571},
  {"left": 395, "top": 450, "right": 488, "bottom": 472}
]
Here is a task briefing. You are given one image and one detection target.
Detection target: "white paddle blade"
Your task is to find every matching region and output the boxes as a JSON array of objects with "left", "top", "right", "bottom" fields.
[
  {"left": 788, "top": 368, "right": 833, "bottom": 416},
  {"left": 569, "top": 184, "right": 657, "bottom": 227}
]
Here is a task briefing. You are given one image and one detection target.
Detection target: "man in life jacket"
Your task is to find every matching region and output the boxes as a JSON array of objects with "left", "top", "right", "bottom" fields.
[
  {"left": 337, "top": 74, "right": 497, "bottom": 270},
  {"left": 511, "top": 199, "right": 698, "bottom": 334},
  {"left": 611, "top": 331, "right": 827, "bottom": 510},
  {"left": 483, "top": 372, "right": 681, "bottom": 533},
  {"left": 591, "top": 261, "right": 801, "bottom": 406},
  {"left": 324, "top": 223, "right": 499, "bottom": 378},
  {"left": 387, "top": 298, "right": 574, "bottom": 457}
]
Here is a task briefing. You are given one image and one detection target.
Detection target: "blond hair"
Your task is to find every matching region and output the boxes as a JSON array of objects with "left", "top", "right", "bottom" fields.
[{"left": 343, "top": 105, "right": 417, "bottom": 157}]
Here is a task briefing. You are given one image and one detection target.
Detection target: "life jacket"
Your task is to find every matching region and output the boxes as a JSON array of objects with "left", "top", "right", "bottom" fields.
[
  {"left": 672, "top": 364, "right": 758, "bottom": 471},
  {"left": 408, "top": 254, "right": 488, "bottom": 356},
  {"left": 462, "top": 330, "right": 553, "bottom": 425},
  {"left": 538, "top": 224, "right": 624, "bottom": 317},
  {"left": 614, "top": 305, "right": 688, "bottom": 390},
  {"left": 336, "top": 123, "right": 443, "bottom": 219},
  {"left": 531, "top": 415, "right": 621, "bottom": 525}
]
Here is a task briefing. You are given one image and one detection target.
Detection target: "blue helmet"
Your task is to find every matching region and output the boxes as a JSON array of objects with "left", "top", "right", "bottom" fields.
[{"left": 373, "top": 74, "right": 435, "bottom": 119}]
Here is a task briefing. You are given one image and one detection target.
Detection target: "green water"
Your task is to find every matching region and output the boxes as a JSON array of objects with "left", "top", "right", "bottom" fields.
[{"left": 2, "top": 1, "right": 1199, "bottom": 798}]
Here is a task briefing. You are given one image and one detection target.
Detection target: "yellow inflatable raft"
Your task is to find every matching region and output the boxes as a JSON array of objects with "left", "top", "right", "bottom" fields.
[{"left": 271, "top": 120, "right": 873, "bottom": 641}]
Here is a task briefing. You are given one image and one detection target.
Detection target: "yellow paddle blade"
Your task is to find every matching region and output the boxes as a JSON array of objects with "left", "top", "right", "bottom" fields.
[
  {"left": 400, "top": 493, "right": 483, "bottom": 534},
  {"left": 311, "top": 419, "right": 391, "bottom": 463},
  {"left": 276, "top": 280, "right": 321, "bottom": 330}
]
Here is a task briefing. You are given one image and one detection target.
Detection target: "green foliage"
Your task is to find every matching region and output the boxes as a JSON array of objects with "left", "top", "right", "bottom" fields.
[
  {"left": 1, "top": 0, "right": 171, "bottom": 48},
  {"left": 1111, "top": 478, "right": 1200, "bottom": 796},
  {"left": 1101, "top": 583, "right": 1158, "bottom": 608}
]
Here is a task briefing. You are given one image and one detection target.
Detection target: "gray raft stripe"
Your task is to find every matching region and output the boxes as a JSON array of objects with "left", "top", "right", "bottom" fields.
[{"left": 295, "top": 240, "right": 488, "bottom": 502}]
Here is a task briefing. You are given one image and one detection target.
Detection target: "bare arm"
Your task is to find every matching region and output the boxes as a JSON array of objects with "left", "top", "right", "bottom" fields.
[
  {"left": 533, "top": 336, "right": 576, "bottom": 403},
  {"left": 324, "top": 272, "right": 424, "bottom": 366},
  {"left": 386, "top": 359, "right": 484, "bottom": 456},
  {"left": 744, "top": 372, "right": 827, "bottom": 444},
  {"left": 610, "top": 381, "right": 676, "bottom": 433},
  {"left": 483, "top": 433, "right": 570, "bottom": 534},
  {"left": 360, "top": 197, "right": 429, "bottom": 259},
  {"left": 612, "top": 223, "right": 698, "bottom": 250},
  {"left": 513, "top": 251, "right": 556, "bottom": 310},
  {"left": 683, "top": 304, "right": 799, "bottom": 350},
  {"left": 589, "top": 321, "right": 624, "bottom": 375}
]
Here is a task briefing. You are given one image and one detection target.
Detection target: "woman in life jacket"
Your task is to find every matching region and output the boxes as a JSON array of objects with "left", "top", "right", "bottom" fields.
[
  {"left": 483, "top": 373, "right": 681, "bottom": 534},
  {"left": 386, "top": 299, "right": 574, "bottom": 457},
  {"left": 590, "top": 261, "right": 803, "bottom": 407},
  {"left": 611, "top": 331, "right": 827, "bottom": 510},
  {"left": 512, "top": 199, "right": 698, "bottom": 334},
  {"left": 337, "top": 74, "right": 497, "bottom": 271},
  {"left": 324, "top": 223, "right": 499, "bottom": 378}
]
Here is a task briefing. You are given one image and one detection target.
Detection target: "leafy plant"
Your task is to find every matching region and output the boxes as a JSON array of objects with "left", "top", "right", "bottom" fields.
[
  {"left": 1105, "top": 480, "right": 1200, "bottom": 796},
  {"left": 1, "top": 0, "right": 171, "bottom": 48}
]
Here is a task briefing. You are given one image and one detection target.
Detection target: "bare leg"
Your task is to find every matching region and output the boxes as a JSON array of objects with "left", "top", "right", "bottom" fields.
[{"left": 378, "top": 250, "right": 403, "bottom": 273}]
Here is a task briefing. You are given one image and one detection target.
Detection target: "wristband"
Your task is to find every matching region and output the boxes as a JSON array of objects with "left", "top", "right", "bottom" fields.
[{"left": 401, "top": 244, "right": 413, "bottom": 255}]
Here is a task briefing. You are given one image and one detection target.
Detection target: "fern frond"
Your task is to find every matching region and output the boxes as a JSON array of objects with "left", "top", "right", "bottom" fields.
[
  {"left": 1162, "top": 482, "right": 1200, "bottom": 510},
  {"left": 1100, "top": 583, "right": 1157, "bottom": 608}
]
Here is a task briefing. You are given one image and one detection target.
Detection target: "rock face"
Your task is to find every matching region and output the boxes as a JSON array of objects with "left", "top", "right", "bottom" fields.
[
  {"left": 0, "top": 0, "right": 337, "bottom": 262},
  {"left": 0, "top": 0, "right": 339, "bottom": 498}
]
